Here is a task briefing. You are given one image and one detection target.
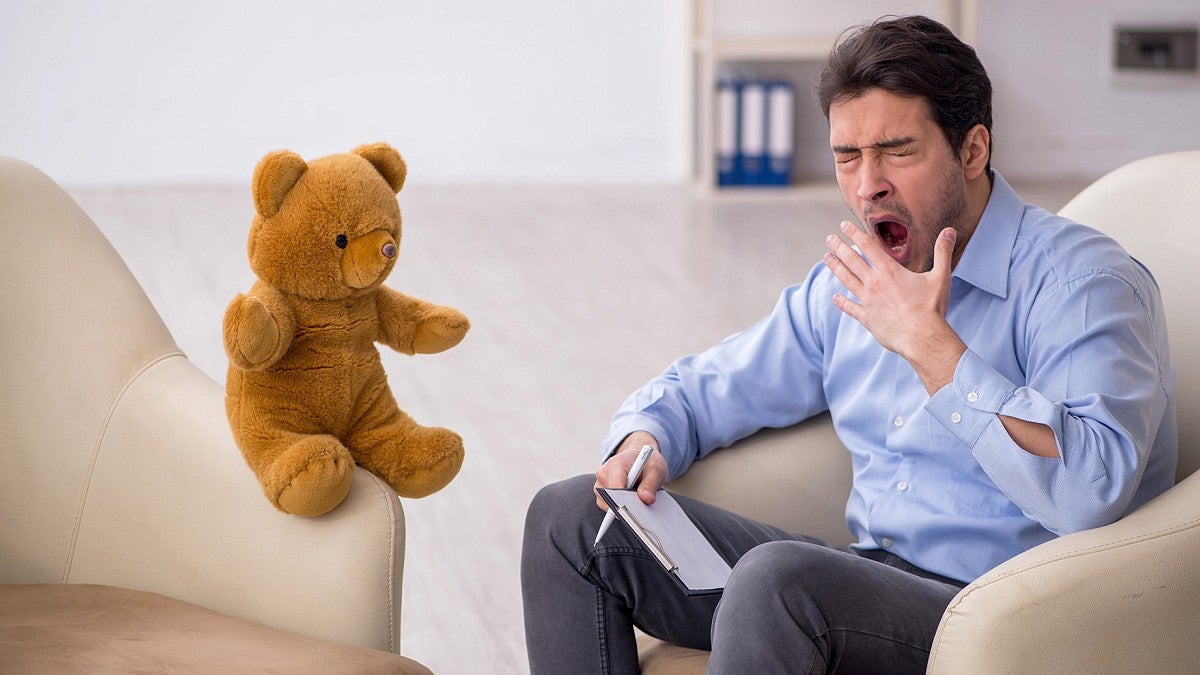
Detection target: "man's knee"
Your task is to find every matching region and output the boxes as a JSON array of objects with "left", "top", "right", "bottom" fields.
[
  {"left": 524, "top": 474, "right": 597, "bottom": 552},
  {"left": 721, "top": 541, "right": 848, "bottom": 613}
]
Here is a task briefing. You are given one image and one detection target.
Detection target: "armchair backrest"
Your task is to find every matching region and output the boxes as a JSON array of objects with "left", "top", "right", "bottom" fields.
[
  {"left": 1058, "top": 150, "right": 1200, "bottom": 482},
  {"left": 0, "top": 155, "right": 181, "bottom": 582}
]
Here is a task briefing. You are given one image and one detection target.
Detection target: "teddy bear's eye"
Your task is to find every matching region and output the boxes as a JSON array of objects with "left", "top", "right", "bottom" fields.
[{"left": 335, "top": 234, "right": 348, "bottom": 249}]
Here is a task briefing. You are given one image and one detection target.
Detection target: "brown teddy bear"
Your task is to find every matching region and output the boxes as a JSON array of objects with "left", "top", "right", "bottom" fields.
[{"left": 223, "top": 142, "right": 468, "bottom": 516}]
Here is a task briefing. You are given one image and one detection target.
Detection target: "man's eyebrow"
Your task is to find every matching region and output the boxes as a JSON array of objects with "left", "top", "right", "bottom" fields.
[{"left": 831, "top": 137, "right": 916, "bottom": 153}]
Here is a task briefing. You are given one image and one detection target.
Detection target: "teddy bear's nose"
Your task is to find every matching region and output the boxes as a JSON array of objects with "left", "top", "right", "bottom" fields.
[{"left": 382, "top": 243, "right": 396, "bottom": 259}]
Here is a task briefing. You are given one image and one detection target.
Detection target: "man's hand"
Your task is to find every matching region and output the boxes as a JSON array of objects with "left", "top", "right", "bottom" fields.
[
  {"left": 823, "top": 221, "right": 966, "bottom": 394},
  {"left": 594, "top": 431, "right": 668, "bottom": 511}
]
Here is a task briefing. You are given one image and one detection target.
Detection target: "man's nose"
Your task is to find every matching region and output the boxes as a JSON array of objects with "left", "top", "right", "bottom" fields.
[{"left": 855, "top": 162, "right": 892, "bottom": 202}]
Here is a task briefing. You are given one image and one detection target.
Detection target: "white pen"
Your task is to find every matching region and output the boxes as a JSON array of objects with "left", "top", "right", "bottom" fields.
[{"left": 594, "top": 444, "right": 654, "bottom": 547}]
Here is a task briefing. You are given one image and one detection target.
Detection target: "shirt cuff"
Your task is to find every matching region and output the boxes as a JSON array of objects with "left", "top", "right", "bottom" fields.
[
  {"left": 599, "top": 415, "right": 676, "bottom": 468},
  {"left": 926, "top": 349, "right": 1018, "bottom": 447}
]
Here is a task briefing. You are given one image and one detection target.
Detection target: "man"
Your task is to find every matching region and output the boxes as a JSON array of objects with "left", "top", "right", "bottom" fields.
[{"left": 522, "top": 15, "right": 1176, "bottom": 674}]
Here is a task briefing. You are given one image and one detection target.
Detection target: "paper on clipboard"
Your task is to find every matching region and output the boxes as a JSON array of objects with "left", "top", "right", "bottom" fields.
[{"left": 597, "top": 488, "right": 732, "bottom": 595}]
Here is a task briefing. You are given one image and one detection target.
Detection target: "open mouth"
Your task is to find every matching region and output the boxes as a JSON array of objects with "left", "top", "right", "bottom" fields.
[{"left": 875, "top": 220, "right": 910, "bottom": 261}]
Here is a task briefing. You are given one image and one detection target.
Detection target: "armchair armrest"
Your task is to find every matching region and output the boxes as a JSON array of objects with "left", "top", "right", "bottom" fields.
[
  {"left": 66, "top": 355, "right": 406, "bottom": 653},
  {"left": 928, "top": 471, "right": 1200, "bottom": 673}
]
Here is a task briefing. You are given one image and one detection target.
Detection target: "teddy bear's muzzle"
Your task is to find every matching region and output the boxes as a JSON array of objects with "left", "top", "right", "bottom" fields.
[{"left": 341, "top": 230, "right": 398, "bottom": 289}]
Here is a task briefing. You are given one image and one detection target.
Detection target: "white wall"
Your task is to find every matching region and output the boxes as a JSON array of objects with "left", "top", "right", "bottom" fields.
[
  {"left": 2, "top": 1, "right": 1197, "bottom": 187},
  {"left": 711, "top": 0, "right": 953, "bottom": 38},
  {"left": 976, "top": 0, "right": 1200, "bottom": 180},
  {"left": 0, "top": 0, "right": 689, "bottom": 186}
]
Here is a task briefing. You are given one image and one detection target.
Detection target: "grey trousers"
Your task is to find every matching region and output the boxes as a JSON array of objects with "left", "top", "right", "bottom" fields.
[{"left": 521, "top": 474, "right": 966, "bottom": 674}]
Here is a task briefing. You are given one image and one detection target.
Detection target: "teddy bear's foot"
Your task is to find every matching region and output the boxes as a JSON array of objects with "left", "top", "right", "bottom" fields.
[
  {"left": 355, "top": 426, "right": 464, "bottom": 499},
  {"left": 265, "top": 435, "right": 355, "bottom": 516}
]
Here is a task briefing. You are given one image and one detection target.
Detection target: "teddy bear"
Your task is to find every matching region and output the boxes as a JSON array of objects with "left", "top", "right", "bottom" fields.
[{"left": 223, "top": 142, "right": 469, "bottom": 516}]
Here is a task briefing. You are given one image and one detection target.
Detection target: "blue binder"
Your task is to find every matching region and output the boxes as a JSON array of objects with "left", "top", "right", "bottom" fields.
[
  {"left": 715, "top": 80, "right": 740, "bottom": 186},
  {"left": 765, "top": 80, "right": 795, "bottom": 186},
  {"left": 737, "top": 80, "right": 767, "bottom": 185}
]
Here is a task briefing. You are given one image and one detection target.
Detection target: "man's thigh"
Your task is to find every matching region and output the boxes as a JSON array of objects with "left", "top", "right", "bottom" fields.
[
  {"left": 710, "top": 540, "right": 963, "bottom": 673},
  {"left": 534, "top": 474, "right": 822, "bottom": 650},
  {"left": 595, "top": 479, "right": 827, "bottom": 649}
]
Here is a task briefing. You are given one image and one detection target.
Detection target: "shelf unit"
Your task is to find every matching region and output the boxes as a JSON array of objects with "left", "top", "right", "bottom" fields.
[{"left": 689, "top": 0, "right": 977, "bottom": 197}]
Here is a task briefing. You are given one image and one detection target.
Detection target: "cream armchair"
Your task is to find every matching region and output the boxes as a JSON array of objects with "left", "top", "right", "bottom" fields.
[
  {"left": 639, "top": 151, "right": 1200, "bottom": 674},
  {"left": 0, "top": 156, "right": 429, "bottom": 672}
]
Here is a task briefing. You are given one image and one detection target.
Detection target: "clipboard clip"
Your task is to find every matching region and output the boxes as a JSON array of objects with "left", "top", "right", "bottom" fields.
[{"left": 619, "top": 505, "right": 678, "bottom": 573}]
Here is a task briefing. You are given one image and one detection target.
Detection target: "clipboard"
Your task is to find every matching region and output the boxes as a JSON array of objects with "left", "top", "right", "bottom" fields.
[{"left": 597, "top": 488, "right": 732, "bottom": 596}]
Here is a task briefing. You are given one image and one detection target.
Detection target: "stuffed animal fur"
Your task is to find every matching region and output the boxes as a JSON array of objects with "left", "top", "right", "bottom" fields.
[{"left": 223, "top": 142, "right": 468, "bottom": 516}]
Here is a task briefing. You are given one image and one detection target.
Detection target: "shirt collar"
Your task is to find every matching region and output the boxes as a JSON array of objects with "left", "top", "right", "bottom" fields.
[{"left": 953, "top": 170, "right": 1024, "bottom": 299}]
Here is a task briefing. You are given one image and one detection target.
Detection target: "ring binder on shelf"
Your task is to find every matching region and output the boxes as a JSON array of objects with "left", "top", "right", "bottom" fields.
[
  {"left": 765, "top": 80, "right": 795, "bottom": 186},
  {"left": 715, "top": 79, "right": 740, "bottom": 186},
  {"left": 737, "top": 80, "right": 767, "bottom": 185},
  {"left": 713, "top": 77, "right": 795, "bottom": 188}
]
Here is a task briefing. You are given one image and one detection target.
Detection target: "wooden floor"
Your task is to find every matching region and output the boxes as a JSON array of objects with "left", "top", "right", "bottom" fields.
[{"left": 71, "top": 177, "right": 1086, "bottom": 674}]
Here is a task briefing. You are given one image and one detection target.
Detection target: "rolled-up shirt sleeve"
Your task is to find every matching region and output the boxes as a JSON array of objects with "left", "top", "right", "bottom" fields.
[{"left": 926, "top": 270, "right": 1172, "bottom": 535}]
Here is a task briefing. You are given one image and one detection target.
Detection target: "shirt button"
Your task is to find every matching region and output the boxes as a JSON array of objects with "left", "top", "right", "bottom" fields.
[
  {"left": 967, "top": 391, "right": 979, "bottom": 403},
  {"left": 950, "top": 412, "right": 962, "bottom": 424},
  {"left": 893, "top": 416, "right": 904, "bottom": 428},
  {"left": 896, "top": 481, "right": 908, "bottom": 492},
  {"left": 881, "top": 537, "right": 894, "bottom": 548}
]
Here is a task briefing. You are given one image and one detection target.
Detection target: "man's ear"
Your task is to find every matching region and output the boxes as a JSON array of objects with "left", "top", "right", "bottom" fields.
[
  {"left": 960, "top": 124, "right": 990, "bottom": 181},
  {"left": 352, "top": 142, "right": 407, "bottom": 193},
  {"left": 253, "top": 150, "right": 308, "bottom": 218}
]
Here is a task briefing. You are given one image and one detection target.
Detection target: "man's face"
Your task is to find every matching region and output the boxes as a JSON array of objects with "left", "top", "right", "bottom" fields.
[{"left": 829, "top": 88, "right": 969, "bottom": 273}]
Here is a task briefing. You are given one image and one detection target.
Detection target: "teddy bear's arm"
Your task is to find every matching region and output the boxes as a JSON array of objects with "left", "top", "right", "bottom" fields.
[
  {"left": 376, "top": 286, "right": 469, "bottom": 355},
  {"left": 223, "top": 283, "right": 297, "bottom": 370}
]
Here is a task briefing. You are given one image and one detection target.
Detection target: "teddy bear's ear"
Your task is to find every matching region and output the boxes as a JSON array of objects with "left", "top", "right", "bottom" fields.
[
  {"left": 252, "top": 150, "right": 308, "bottom": 218},
  {"left": 352, "top": 143, "right": 407, "bottom": 193}
]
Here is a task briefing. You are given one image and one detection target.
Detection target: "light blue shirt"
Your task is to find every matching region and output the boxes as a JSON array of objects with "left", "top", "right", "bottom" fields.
[{"left": 602, "top": 172, "right": 1177, "bottom": 583}]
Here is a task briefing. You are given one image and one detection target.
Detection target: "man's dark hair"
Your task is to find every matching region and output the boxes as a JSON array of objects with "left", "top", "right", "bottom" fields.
[{"left": 817, "top": 15, "right": 992, "bottom": 169}]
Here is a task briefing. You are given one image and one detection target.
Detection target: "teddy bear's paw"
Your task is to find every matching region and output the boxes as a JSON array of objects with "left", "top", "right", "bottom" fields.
[
  {"left": 411, "top": 309, "right": 470, "bottom": 354},
  {"left": 386, "top": 427, "right": 465, "bottom": 499},
  {"left": 226, "top": 295, "right": 281, "bottom": 369},
  {"left": 267, "top": 436, "right": 356, "bottom": 517}
]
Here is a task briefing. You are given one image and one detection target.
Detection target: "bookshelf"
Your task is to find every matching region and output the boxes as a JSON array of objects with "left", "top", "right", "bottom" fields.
[{"left": 690, "top": 0, "right": 978, "bottom": 197}]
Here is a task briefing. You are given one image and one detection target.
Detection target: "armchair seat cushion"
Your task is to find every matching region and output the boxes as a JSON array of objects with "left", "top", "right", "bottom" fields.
[
  {"left": 0, "top": 584, "right": 431, "bottom": 674},
  {"left": 637, "top": 633, "right": 709, "bottom": 674}
]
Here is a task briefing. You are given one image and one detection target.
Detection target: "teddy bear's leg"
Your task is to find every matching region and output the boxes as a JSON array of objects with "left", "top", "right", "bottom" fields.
[
  {"left": 250, "top": 433, "right": 356, "bottom": 516},
  {"left": 347, "top": 402, "right": 464, "bottom": 499}
]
